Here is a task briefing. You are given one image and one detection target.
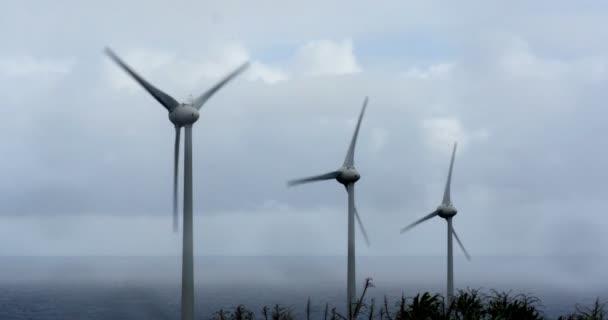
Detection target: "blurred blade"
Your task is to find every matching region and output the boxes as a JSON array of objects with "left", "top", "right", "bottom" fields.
[
  {"left": 452, "top": 227, "right": 471, "bottom": 261},
  {"left": 344, "top": 184, "right": 370, "bottom": 246},
  {"left": 287, "top": 171, "right": 340, "bottom": 187},
  {"left": 193, "top": 61, "right": 250, "bottom": 110},
  {"left": 442, "top": 142, "right": 458, "bottom": 205},
  {"left": 354, "top": 206, "right": 370, "bottom": 247},
  {"left": 104, "top": 47, "right": 179, "bottom": 111},
  {"left": 399, "top": 211, "right": 439, "bottom": 234},
  {"left": 172, "top": 126, "right": 181, "bottom": 233},
  {"left": 343, "top": 97, "right": 369, "bottom": 167}
]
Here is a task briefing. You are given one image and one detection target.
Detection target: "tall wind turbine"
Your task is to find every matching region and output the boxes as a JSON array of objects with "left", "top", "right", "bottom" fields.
[
  {"left": 287, "top": 97, "right": 371, "bottom": 318},
  {"left": 105, "top": 48, "right": 249, "bottom": 320},
  {"left": 399, "top": 142, "right": 471, "bottom": 305}
]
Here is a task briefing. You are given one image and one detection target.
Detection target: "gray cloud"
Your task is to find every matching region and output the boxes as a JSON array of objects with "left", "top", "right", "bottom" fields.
[{"left": 0, "top": 1, "right": 607, "bottom": 262}]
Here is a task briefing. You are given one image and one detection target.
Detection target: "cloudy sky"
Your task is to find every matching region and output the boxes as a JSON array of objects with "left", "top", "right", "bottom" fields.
[{"left": 1, "top": 0, "right": 607, "bottom": 257}]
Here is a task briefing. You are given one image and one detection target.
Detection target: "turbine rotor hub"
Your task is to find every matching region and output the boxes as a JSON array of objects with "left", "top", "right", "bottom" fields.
[
  {"left": 336, "top": 167, "right": 360, "bottom": 184},
  {"left": 169, "top": 104, "right": 200, "bottom": 126},
  {"left": 437, "top": 204, "right": 457, "bottom": 218}
]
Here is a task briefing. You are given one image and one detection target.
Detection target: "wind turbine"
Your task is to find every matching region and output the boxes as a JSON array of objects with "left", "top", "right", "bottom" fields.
[
  {"left": 105, "top": 47, "right": 249, "bottom": 320},
  {"left": 399, "top": 142, "right": 471, "bottom": 305},
  {"left": 287, "top": 97, "right": 371, "bottom": 318}
]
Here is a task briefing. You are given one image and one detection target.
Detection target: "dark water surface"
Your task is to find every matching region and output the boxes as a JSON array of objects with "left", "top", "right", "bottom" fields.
[{"left": 0, "top": 256, "right": 606, "bottom": 319}]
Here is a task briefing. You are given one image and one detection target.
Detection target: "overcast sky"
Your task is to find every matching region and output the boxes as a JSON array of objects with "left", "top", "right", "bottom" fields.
[{"left": 1, "top": 0, "right": 607, "bottom": 257}]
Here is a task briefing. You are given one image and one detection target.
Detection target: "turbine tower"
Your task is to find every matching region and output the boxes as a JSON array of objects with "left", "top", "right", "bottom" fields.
[
  {"left": 105, "top": 48, "right": 249, "bottom": 320},
  {"left": 287, "top": 97, "right": 371, "bottom": 318},
  {"left": 399, "top": 142, "right": 471, "bottom": 305}
]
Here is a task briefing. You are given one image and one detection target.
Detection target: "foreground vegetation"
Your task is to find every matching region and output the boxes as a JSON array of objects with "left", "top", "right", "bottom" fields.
[{"left": 211, "top": 278, "right": 606, "bottom": 320}]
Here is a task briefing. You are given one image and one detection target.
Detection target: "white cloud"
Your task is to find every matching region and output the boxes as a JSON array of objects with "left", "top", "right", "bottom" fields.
[
  {"left": 104, "top": 43, "right": 287, "bottom": 94},
  {"left": 291, "top": 39, "right": 362, "bottom": 76},
  {"left": 421, "top": 117, "right": 466, "bottom": 151},
  {"left": 497, "top": 37, "right": 568, "bottom": 79},
  {"left": 369, "top": 127, "right": 389, "bottom": 155},
  {"left": 402, "top": 62, "right": 455, "bottom": 80},
  {"left": 477, "top": 34, "right": 608, "bottom": 84},
  {"left": 103, "top": 39, "right": 364, "bottom": 90},
  {"left": 169, "top": 43, "right": 286, "bottom": 86},
  {"left": 578, "top": 57, "right": 608, "bottom": 82},
  {"left": 191, "top": 42, "right": 251, "bottom": 79},
  {"left": 104, "top": 49, "right": 175, "bottom": 91},
  {"left": 0, "top": 56, "right": 75, "bottom": 77},
  {"left": 421, "top": 117, "right": 490, "bottom": 153},
  {"left": 247, "top": 61, "right": 289, "bottom": 84}
]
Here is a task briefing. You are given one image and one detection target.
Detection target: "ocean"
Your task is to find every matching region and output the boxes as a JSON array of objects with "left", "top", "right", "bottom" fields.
[{"left": 0, "top": 256, "right": 606, "bottom": 319}]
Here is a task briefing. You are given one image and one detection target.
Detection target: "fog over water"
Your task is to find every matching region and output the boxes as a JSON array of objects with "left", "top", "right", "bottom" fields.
[
  {"left": 2, "top": 256, "right": 607, "bottom": 291},
  {"left": 2, "top": 256, "right": 607, "bottom": 319}
]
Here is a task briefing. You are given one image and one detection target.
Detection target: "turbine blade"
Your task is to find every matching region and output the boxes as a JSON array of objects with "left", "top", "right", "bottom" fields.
[
  {"left": 442, "top": 142, "right": 458, "bottom": 205},
  {"left": 399, "top": 211, "right": 439, "bottom": 234},
  {"left": 354, "top": 206, "right": 370, "bottom": 247},
  {"left": 172, "top": 126, "right": 181, "bottom": 233},
  {"left": 287, "top": 171, "right": 340, "bottom": 187},
  {"left": 452, "top": 227, "right": 471, "bottom": 261},
  {"left": 104, "top": 47, "right": 180, "bottom": 111},
  {"left": 343, "top": 97, "right": 369, "bottom": 167},
  {"left": 193, "top": 61, "right": 250, "bottom": 110},
  {"left": 343, "top": 184, "right": 370, "bottom": 247}
]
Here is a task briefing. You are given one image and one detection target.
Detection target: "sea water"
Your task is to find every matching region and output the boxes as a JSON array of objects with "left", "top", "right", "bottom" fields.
[{"left": 0, "top": 256, "right": 606, "bottom": 319}]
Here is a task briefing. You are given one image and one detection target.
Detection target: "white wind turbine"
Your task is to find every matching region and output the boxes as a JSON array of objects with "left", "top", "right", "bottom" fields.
[
  {"left": 105, "top": 47, "right": 249, "bottom": 320},
  {"left": 399, "top": 142, "right": 471, "bottom": 305},
  {"left": 287, "top": 97, "right": 371, "bottom": 318}
]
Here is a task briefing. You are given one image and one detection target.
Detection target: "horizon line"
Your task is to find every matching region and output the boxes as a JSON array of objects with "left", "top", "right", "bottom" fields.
[{"left": 1, "top": 254, "right": 606, "bottom": 258}]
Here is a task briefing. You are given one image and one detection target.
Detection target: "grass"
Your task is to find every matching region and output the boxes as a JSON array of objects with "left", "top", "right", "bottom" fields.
[{"left": 210, "top": 278, "right": 606, "bottom": 320}]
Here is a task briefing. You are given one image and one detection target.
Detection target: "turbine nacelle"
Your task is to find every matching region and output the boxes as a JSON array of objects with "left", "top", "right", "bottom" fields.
[
  {"left": 336, "top": 167, "right": 360, "bottom": 185},
  {"left": 437, "top": 203, "right": 457, "bottom": 218},
  {"left": 169, "top": 104, "right": 200, "bottom": 127}
]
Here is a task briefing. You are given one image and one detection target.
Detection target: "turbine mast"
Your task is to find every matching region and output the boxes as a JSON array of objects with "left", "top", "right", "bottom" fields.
[
  {"left": 447, "top": 217, "right": 454, "bottom": 305},
  {"left": 347, "top": 183, "right": 356, "bottom": 318},
  {"left": 286, "top": 97, "right": 370, "bottom": 319},
  {"left": 181, "top": 125, "right": 194, "bottom": 320},
  {"left": 173, "top": 126, "right": 181, "bottom": 233}
]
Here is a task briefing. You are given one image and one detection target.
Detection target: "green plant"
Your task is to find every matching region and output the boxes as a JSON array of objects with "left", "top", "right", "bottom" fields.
[
  {"left": 211, "top": 305, "right": 254, "bottom": 320},
  {"left": 383, "top": 295, "right": 393, "bottom": 320},
  {"left": 449, "top": 288, "right": 485, "bottom": 320},
  {"left": 269, "top": 304, "right": 294, "bottom": 320},
  {"left": 406, "top": 292, "right": 444, "bottom": 320},
  {"left": 331, "top": 307, "right": 339, "bottom": 320},
  {"left": 209, "top": 285, "right": 608, "bottom": 320},
  {"left": 231, "top": 305, "right": 255, "bottom": 320},
  {"left": 352, "top": 278, "right": 375, "bottom": 319},
  {"left": 306, "top": 297, "right": 311, "bottom": 320},
  {"left": 486, "top": 290, "right": 542, "bottom": 320},
  {"left": 368, "top": 298, "right": 376, "bottom": 320},
  {"left": 381, "top": 292, "right": 445, "bottom": 320},
  {"left": 213, "top": 308, "right": 230, "bottom": 320},
  {"left": 392, "top": 294, "right": 406, "bottom": 320},
  {"left": 559, "top": 298, "right": 606, "bottom": 320}
]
